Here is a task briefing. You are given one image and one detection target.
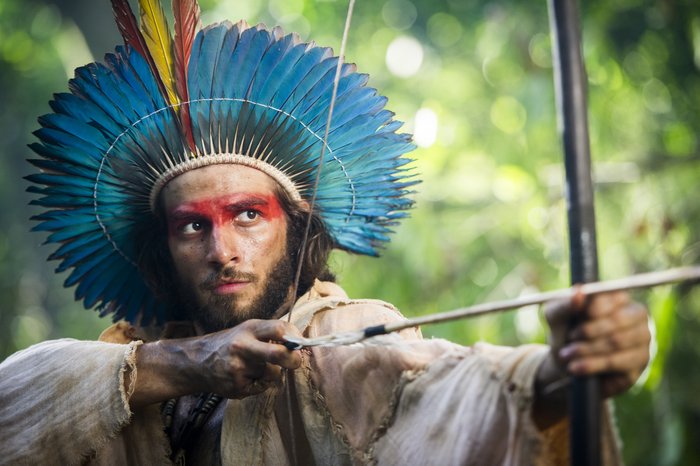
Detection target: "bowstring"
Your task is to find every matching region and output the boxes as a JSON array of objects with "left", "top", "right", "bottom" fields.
[
  {"left": 284, "top": 2, "right": 356, "bottom": 465},
  {"left": 288, "top": 0, "right": 357, "bottom": 315}
]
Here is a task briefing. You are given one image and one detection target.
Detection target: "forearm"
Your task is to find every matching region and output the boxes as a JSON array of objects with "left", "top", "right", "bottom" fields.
[
  {"left": 127, "top": 319, "right": 303, "bottom": 408},
  {"left": 127, "top": 338, "right": 204, "bottom": 408}
]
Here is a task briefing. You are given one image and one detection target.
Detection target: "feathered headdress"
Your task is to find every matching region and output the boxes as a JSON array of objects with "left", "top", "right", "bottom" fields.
[{"left": 27, "top": 0, "right": 417, "bottom": 324}]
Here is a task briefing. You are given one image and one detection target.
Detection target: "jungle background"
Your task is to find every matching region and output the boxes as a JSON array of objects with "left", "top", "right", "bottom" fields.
[{"left": 1, "top": 0, "right": 699, "bottom": 463}]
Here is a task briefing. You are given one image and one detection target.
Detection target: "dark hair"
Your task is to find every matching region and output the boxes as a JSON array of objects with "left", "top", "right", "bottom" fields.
[
  {"left": 275, "top": 187, "right": 336, "bottom": 294},
  {"left": 134, "top": 185, "right": 336, "bottom": 322}
]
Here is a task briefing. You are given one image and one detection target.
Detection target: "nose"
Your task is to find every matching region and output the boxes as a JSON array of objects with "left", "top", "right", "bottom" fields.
[{"left": 206, "top": 224, "right": 240, "bottom": 266}]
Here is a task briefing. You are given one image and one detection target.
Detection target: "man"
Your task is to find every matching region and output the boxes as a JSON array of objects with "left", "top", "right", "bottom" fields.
[{"left": 1, "top": 1, "right": 649, "bottom": 464}]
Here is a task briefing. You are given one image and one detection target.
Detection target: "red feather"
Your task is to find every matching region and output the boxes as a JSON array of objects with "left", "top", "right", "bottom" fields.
[
  {"left": 172, "top": 0, "right": 201, "bottom": 150},
  {"left": 111, "top": 0, "right": 149, "bottom": 58},
  {"left": 110, "top": 0, "right": 171, "bottom": 105}
]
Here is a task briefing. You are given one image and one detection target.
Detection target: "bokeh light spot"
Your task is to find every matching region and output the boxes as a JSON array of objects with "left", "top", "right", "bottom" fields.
[
  {"left": 427, "top": 13, "right": 463, "bottom": 48},
  {"left": 623, "top": 51, "right": 652, "bottom": 80},
  {"left": 30, "top": 5, "right": 62, "bottom": 39},
  {"left": 482, "top": 57, "right": 524, "bottom": 89},
  {"left": 2, "top": 31, "right": 34, "bottom": 65},
  {"left": 528, "top": 33, "right": 551, "bottom": 68},
  {"left": 663, "top": 122, "right": 696, "bottom": 156},
  {"left": 54, "top": 22, "right": 93, "bottom": 79},
  {"left": 382, "top": 0, "right": 417, "bottom": 31},
  {"left": 11, "top": 313, "right": 51, "bottom": 350},
  {"left": 210, "top": 0, "right": 261, "bottom": 24},
  {"left": 386, "top": 35, "right": 423, "bottom": 78},
  {"left": 492, "top": 165, "right": 535, "bottom": 203},
  {"left": 268, "top": 0, "right": 304, "bottom": 23},
  {"left": 642, "top": 78, "right": 672, "bottom": 114},
  {"left": 490, "top": 96, "right": 527, "bottom": 134},
  {"left": 413, "top": 108, "right": 438, "bottom": 148},
  {"left": 692, "top": 17, "right": 700, "bottom": 69},
  {"left": 472, "top": 257, "right": 498, "bottom": 288},
  {"left": 527, "top": 206, "right": 549, "bottom": 230},
  {"left": 515, "top": 302, "right": 542, "bottom": 341}
]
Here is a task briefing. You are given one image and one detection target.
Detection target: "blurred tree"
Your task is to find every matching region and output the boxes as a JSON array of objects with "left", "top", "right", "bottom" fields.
[{"left": 1, "top": 0, "right": 699, "bottom": 463}]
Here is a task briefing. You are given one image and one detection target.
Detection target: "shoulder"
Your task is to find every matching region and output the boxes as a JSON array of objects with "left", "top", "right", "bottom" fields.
[{"left": 289, "top": 280, "right": 414, "bottom": 338}]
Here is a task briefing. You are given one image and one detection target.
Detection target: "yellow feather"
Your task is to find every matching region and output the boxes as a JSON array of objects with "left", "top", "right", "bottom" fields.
[{"left": 138, "top": 0, "right": 179, "bottom": 105}]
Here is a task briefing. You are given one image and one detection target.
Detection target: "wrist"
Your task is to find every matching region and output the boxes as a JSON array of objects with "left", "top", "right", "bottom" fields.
[
  {"left": 532, "top": 353, "right": 569, "bottom": 430},
  {"left": 129, "top": 338, "right": 203, "bottom": 408}
]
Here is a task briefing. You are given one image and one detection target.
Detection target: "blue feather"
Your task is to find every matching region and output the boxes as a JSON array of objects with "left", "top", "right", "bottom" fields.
[
  {"left": 269, "top": 46, "right": 332, "bottom": 110},
  {"left": 29, "top": 19, "right": 417, "bottom": 322},
  {"left": 286, "top": 57, "right": 338, "bottom": 117},
  {"left": 38, "top": 114, "right": 108, "bottom": 148},
  {"left": 50, "top": 93, "right": 122, "bottom": 138},
  {"left": 247, "top": 32, "right": 296, "bottom": 100},
  {"left": 189, "top": 23, "right": 231, "bottom": 100},
  {"left": 70, "top": 67, "right": 132, "bottom": 128},
  {"left": 48, "top": 231, "right": 105, "bottom": 260},
  {"left": 210, "top": 25, "right": 244, "bottom": 99},
  {"left": 34, "top": 127, "right": 107, "bottom": 153},
  {"left": 74, "top": 256, "right": 130, "bottom": 307},
  {"left": 223, "top": 27, "right": 272, "bottom": 99}
]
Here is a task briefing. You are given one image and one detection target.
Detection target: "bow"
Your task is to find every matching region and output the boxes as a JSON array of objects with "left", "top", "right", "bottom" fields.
[{"left": 548, "top": 0, "right": 600, "bottom": 464}]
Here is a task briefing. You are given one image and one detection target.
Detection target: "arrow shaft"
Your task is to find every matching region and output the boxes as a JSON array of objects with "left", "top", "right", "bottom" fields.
[
  {"left": 384, "top": 266, "right": 699, "bottom": 333},
  {"left": 284, "top": 266, "right": 700, "bottom": 349}
]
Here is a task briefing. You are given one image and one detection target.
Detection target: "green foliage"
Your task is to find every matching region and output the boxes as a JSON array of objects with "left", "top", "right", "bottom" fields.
[{"left": 1, "top": 0, "right": 700, "bottom": 463}]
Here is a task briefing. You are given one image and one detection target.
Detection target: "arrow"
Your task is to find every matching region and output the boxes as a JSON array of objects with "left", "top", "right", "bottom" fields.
[{"left": 284, "top": 265, "right": 700, "bottom": 349}]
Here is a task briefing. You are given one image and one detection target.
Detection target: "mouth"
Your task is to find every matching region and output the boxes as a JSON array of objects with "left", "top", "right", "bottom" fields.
[{"left": 212, "top": 280, "right": 251, "bottom": 295}]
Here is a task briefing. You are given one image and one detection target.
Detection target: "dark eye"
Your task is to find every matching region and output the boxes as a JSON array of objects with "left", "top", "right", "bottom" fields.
[
  {"left": 237, "top": 210, "right": 260, "bottom": 224},
  {"left": 182, "top": 221, "right": 204, "bottom": 234}
]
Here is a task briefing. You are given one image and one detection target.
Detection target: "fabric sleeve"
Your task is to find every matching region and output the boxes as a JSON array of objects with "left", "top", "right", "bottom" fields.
[
  {"left": 0, "top": 338, "right": 141, "bottom": 465},
  {"left": 304, "top": 303, "right": 623, "bottom": 466}
]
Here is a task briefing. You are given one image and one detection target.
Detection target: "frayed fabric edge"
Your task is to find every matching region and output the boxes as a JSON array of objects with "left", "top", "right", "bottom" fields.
[
  {"left": 74, "top": 340, "right": 149, "bottom": 466},
  {"left": 361, "top": 368, "right": 425, "bottom": 465},
  {"left": 119, "top": 340, "right": 143, "bottom": 417}
]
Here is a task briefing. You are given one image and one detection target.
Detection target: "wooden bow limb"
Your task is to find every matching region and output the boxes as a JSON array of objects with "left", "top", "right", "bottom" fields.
[
  {"left": 548, "top": 0, "right": 599, "bottom": 463},
  {"left": 283, "top": 265, "right": 700, "bottom": 349}
]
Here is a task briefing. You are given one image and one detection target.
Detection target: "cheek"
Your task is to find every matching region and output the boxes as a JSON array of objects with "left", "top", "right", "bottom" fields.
[
  {"left": 248, "top": 220, "right": 288, "bottom": 260},
  {"left": 168, "top": 239, "right": 203, "bottom": 277}
]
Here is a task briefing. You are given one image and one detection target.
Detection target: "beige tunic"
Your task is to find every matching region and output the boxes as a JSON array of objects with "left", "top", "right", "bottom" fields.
[{"left": 0, "top": 281, "right": 623, "bottom": 465}]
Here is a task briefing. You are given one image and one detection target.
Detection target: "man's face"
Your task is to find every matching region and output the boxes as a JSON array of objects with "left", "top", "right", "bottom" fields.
[{"left": 162, "top": 164, "right": 293, "bottom": 332}]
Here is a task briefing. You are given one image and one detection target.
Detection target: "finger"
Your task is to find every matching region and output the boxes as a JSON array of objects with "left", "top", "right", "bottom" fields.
[
  {"left": 544, "top": 297, "right": 577, "bottom": 327},
  {"left": 238, "top": 337, "right": 302, "bottom": 370},
  {"left": 586, "top": 291, "right": 630, "bottom": 319},
  {"left": 259, "top": 363, "right": 283, "bottom": 383},
  {"left": 238, "top": 364, "right": 286, "bottom": 398},
  {"left": 559, "top": 322, "right": 651, "bottom": 360},
  {"left": 599, "top": 373, "right": 638, "bottom": 399},
  {"left": 264, "top": 342, "right": 302, "bottom": 369},
  {"left": 569, "top": 302, "right": 647, "bottom": 340},
  {"left": 242, "top": 359, "right": 268, "bottom": 379},
  {"left": 244, "top": 319, "right": 303, "bottom": 342},
  {"left": 568, "top": 345, "right": 650, "bottom": 376}
]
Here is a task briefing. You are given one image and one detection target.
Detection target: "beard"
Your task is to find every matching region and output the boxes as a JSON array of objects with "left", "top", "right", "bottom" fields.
[{"left": 175, "top": 254, "right": 296, "bottom": 333}]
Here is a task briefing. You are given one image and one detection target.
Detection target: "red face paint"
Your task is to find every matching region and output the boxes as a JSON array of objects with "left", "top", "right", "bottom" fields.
[{"left": 166, "top": 193, "right": 284, "bottom": 238}]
